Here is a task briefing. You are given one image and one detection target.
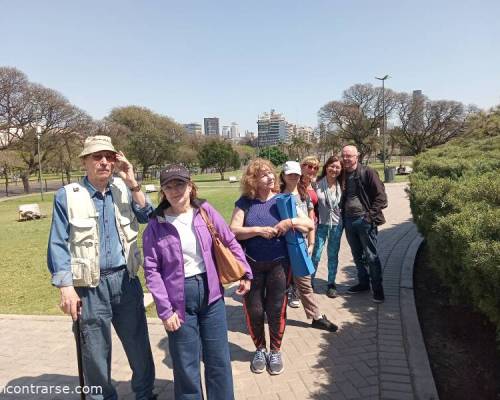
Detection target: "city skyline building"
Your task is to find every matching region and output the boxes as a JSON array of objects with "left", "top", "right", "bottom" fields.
[
  {"left": 222, "top": 125, "right": 231, "bottom": 137},
  {"left": 204, "top": 117, "right": 220, "bottom": 136},
  {"left": 257, "top": 109, "right": 289, "bottom": 147},
  {"left": 183, "top": 122, "right": 202, "bottom": 135},
  {"left": 230, "top": 122, "right": 239, "bottom": 139},
  {"left": 289, "top": 124, "right": 315, "bottom": 143}
]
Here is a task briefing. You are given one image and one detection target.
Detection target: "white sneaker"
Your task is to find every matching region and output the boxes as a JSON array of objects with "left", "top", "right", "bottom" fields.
[{"left": 287, "top": 287, "right": 301, "bottom": 308}]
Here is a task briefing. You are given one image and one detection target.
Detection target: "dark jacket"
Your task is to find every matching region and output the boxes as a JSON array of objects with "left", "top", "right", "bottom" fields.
[{"left": 341, "top": 164, "right": 388, "bottom": 225}]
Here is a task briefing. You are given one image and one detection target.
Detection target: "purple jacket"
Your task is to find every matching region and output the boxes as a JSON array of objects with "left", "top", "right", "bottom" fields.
[{"left": 142, "top": 200, "right": 252, "bottom": 322}]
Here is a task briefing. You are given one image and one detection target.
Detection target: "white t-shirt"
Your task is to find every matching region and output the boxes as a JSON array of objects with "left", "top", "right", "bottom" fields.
[{"left": 164, "top": 208, "right": 206, "bottom": 278}]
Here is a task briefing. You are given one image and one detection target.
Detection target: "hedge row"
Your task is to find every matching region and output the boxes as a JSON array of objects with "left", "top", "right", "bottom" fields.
[{"left": 408, "top": 131, "right": 500, "bottom": 335}]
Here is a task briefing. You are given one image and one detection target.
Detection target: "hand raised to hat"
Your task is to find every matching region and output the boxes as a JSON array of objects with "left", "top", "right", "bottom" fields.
[{"left": 115, "top": 151, "right": 138, "bottom": 188}]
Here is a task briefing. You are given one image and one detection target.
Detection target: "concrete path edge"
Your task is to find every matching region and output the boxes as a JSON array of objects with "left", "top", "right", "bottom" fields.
[{"left": 400, "top": 233, "right": 440, "bottom": 400}]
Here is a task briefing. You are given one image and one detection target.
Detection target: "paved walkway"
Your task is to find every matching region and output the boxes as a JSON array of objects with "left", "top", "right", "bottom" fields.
[{"left": 0, "top": 183, "right": 438, "bottom": 400}]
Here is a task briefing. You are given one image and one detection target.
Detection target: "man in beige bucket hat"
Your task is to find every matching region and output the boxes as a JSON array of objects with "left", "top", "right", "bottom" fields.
[{"left": 47, "top": 135, "right": 156, "bottom": 399}]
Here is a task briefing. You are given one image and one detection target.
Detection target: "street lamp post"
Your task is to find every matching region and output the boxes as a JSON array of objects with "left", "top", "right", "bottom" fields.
[
  {"left": 36, "top": 125, "right": 43, "bottom": 200},
  {"left": 375, "top": 74, "right": 390, "bottom": 180}
]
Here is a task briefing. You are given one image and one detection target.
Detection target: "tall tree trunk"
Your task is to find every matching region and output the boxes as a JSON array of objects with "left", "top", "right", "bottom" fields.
[
  {"left": 3, "top": 172, "right": 9, "bottom": 196},
  {"left": 65, "top": 167, "right": 71, "bottom": 184},
  {"left": 21, "top": 173, "right": 30, "bottom": 193}
]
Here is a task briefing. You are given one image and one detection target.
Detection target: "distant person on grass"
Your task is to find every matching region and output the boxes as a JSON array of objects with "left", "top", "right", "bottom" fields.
[
  {"left": 279, "top": 161, "right": 338, "bottom": 332},
  {"left": 47, "top": 135, "right": 156, "bottom": 400},
  {"left": 341, "top": 145, "right": 388, "bottom": 303}
]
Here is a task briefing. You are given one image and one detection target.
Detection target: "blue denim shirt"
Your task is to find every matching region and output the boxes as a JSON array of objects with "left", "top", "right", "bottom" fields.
[{"left": 47, "top": 177, "right": 153, "bottom": 287}]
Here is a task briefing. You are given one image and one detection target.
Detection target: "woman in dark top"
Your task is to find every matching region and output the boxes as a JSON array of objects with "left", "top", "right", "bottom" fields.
[{"left": 230, "top": 158, "right": 293, "bottom": 376}]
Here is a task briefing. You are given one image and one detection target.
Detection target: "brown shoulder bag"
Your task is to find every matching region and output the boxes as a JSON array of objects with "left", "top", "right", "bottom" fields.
[{"left": 199, "top": 207, "right": 246, "bottom": 284}]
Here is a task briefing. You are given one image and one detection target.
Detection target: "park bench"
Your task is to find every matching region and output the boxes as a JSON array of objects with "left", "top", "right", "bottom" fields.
[
  {"left": 228, "top": 176, "right": 238, "bottom": 183},
  {"left": 18, "top": 203, "right": 45, "bottom": 222},
  {"left": 396, "top": 166, "right": 413, "bottom": 175},
  {"left": 144, "top": 184, "right": 157, "bottom": 193}
]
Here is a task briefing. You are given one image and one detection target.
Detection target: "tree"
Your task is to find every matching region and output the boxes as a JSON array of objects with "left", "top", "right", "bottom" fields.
[
  {"left": 198, "top": 139, "right": 240, "bottom": 180},
  {"left": 107, "top": 106, "right": 185, "bottom": 178},
  {"left": 233, "top": 144, "right": 257, "bottom": 166},
  {"left": 318, "top": 83, "right": 399, "bottom": 161},
  {"left": 465, "top": 105, "right": 500, "bottom": 139},
  {"left": 1, "top": 67, "right": 92, "bottom": 192},
  {"left": 396, "top": 93, "right": 470, "bottom": 154},
  {"left": 285, "top": 137, "right": 312, "bottom": 161},
  {"left": 258, "top": 146, "right": 287, "bottom": 166},
  {"left": 0, "top": 149, "right": 23, "bottom": 195},
  {"left": 0, "top": 67, "right": 32, "bottom": 150},
  {"left": 26, "top": 86, "right": 90, "bottom": 192},
  {"left": 176, "top": 145, "right": 199, "bottom": 170}
]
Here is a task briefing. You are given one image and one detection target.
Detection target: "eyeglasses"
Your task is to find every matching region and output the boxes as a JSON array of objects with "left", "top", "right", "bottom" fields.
[
  {"left": 304, "top": 164, "right": 319, "bottom": 171},
  {"left": 342, "top": 154, "right": 358, "bottom": 159},
  {"left": 162, "top": 181, "right": 188, "bottom": 192},
  {"left": 258, "top": 171, "right": 274, "bottom": 178},
  {"left": 91, "top": 152, "right": 116, "bottom": 162}
]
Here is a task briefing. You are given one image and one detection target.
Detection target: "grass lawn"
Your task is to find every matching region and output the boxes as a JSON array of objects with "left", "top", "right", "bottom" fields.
[
  {"left": 0, "top": 185, "right": 240, "bottom": 315},
  {"left": 0, "top": 194, "right": 59, "bottom": 315}
]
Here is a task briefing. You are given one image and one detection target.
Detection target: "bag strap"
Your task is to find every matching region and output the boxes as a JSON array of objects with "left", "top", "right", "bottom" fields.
[{"left": 198, "top": 207, "right": 220, "bottom": 241}]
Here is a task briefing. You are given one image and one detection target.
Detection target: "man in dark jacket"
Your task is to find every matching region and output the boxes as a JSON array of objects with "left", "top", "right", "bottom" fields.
[{"left": 340, "top": 145, "right": 388, "bottom": 303}]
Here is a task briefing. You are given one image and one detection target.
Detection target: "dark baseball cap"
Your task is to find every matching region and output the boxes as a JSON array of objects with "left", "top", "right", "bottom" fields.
[{"left": 160, "top": 164, "right": 191, "bottom": 186}]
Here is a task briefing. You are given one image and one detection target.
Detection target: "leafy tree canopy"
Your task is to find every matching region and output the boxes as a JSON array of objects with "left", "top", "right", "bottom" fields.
[{"left": 198, "top": 139, "right": 240, "bottom": 180}]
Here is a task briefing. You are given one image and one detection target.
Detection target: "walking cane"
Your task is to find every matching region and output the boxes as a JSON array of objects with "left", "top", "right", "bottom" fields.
[{"left": 74, "top": 301, "right": 86, "bottom": 400}]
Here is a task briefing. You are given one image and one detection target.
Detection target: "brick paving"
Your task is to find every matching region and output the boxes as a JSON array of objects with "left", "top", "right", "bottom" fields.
[{"left": 0, "top": 183, "right": 437, "bottom": 399}]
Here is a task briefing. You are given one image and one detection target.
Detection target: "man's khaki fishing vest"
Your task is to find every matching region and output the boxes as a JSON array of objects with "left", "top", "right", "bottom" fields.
[{"left": 64, "top": 178, "right": 142, "bottom": 287}]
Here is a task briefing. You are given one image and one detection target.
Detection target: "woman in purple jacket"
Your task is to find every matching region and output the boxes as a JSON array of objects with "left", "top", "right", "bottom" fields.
[{"left": 142, "top": 164, "right": 252, "bottom": 400}]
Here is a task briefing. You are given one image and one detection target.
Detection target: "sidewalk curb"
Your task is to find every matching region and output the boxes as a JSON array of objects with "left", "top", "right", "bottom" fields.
[{"left": 400, "top": 233, "right": 440, "bottom": 400}]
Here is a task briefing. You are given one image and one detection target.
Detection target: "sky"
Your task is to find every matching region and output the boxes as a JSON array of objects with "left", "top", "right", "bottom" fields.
[{"left": 1, "top": 0, "right": 499, "bottom": 134}]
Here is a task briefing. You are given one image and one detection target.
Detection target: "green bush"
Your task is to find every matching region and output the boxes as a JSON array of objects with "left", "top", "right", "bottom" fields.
[{"left": 409, "top": 124, "right": 500, "bottom": 336}]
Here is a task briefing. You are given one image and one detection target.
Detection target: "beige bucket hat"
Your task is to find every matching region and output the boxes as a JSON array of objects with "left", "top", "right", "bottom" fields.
[{"left": 79, "top": 135, "right": 117, "bottom": 158}]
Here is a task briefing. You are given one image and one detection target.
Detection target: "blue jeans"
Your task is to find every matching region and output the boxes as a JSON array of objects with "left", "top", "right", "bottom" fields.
[
  {"left": 311, "top": 223, "right": 343, "bottom": 285},
  {"left": 76, "top": 269, "right": 155, "bottom": 400},
  {"left": 344, "top": 216, "right": 383, "bottom": 291},
  {"left": 167, "top": 274, "right": 234, "bottom": 400}
]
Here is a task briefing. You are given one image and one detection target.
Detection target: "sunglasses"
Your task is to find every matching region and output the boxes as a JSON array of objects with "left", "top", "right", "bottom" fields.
[
  {"left": 91, "top": 152, "right": 116, "bottom": 162},
  {"left": 304, "top": 164, "right": 319, "bottom": 171}
]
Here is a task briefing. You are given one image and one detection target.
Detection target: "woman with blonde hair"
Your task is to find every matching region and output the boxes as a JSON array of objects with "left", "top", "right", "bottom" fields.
[
  {"left": 230, "top": 158, "right": 296, "bottom": 375},
  {"left": 300, "top": 156, "right": 321, "bottom": 221}
]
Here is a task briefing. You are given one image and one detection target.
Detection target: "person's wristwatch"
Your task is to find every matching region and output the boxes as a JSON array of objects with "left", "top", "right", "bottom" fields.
[{"left": 129, "top": 184, "right": 141, "bottom": 192}]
